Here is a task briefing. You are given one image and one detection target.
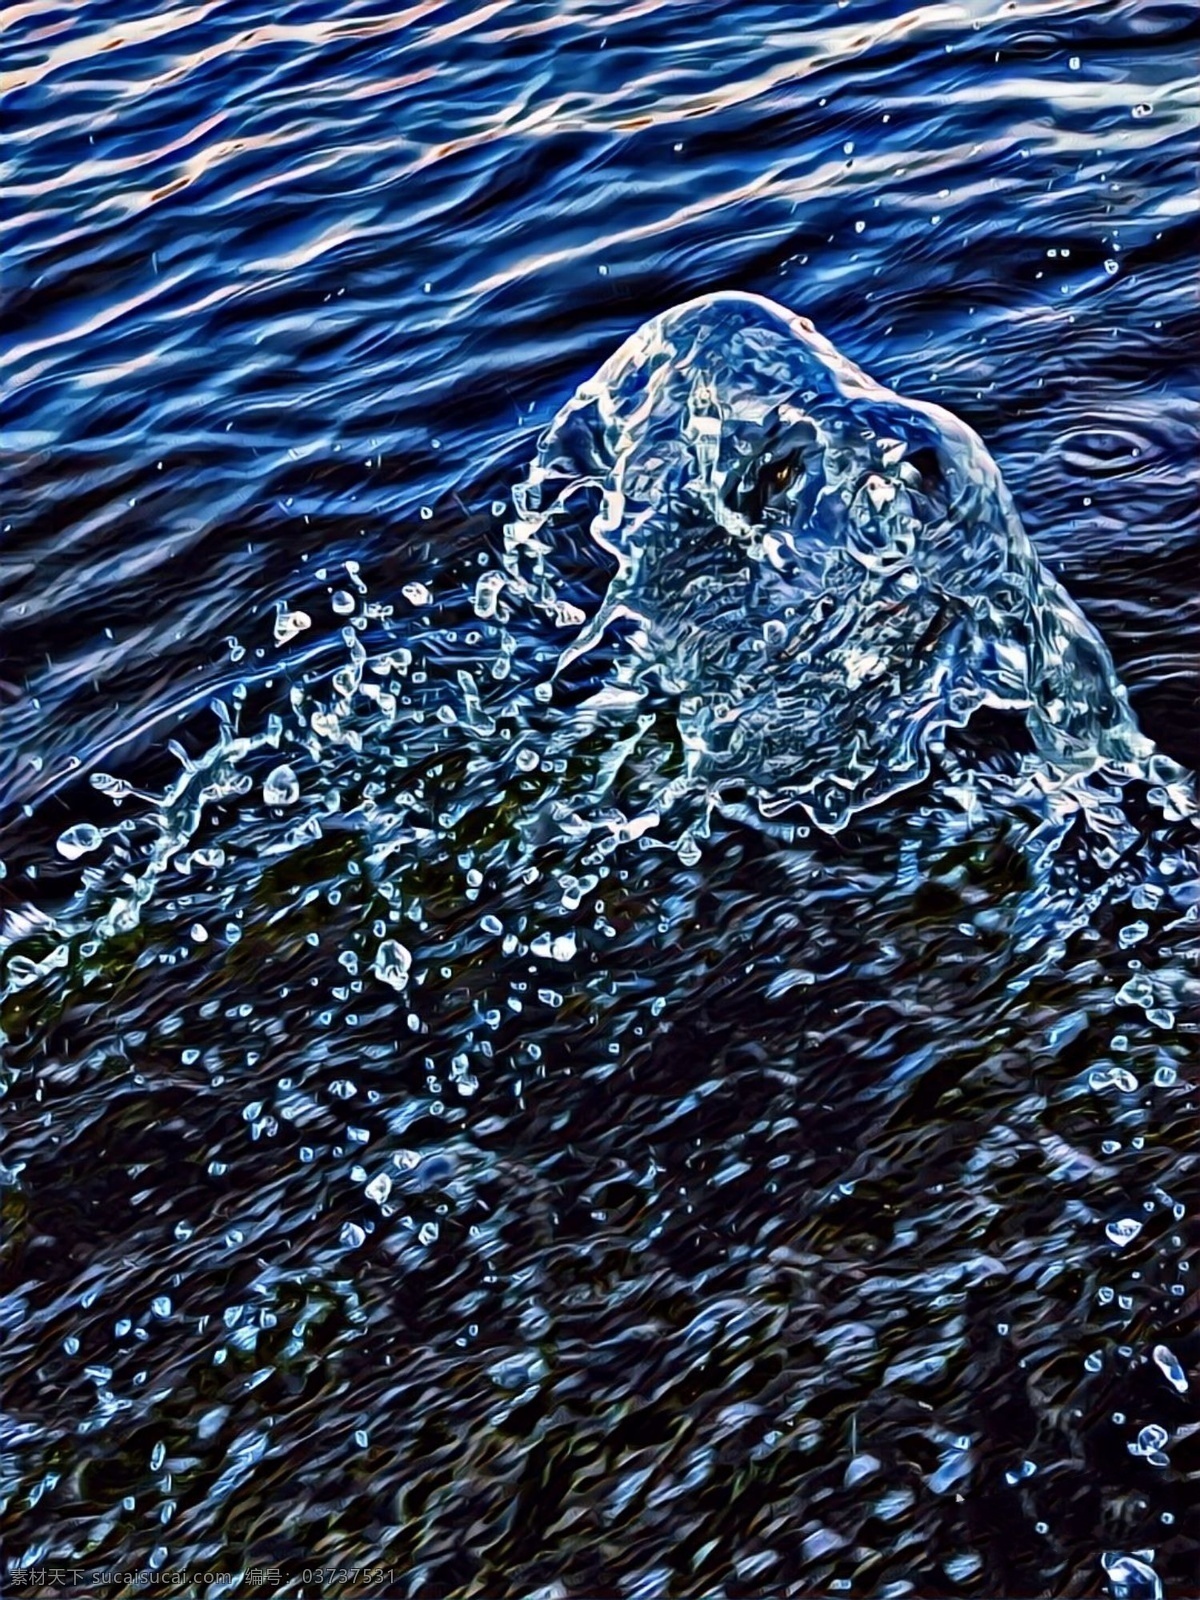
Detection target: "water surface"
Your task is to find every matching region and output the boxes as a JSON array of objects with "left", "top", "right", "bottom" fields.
[{"left": 1, "top": 2, "right": 1197, "bottom": 1597}]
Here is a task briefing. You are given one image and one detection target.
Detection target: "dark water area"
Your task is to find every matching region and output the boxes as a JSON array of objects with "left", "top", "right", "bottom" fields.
[{"left": 1, "top": 2, "right": 1198, "bottom": 1597}]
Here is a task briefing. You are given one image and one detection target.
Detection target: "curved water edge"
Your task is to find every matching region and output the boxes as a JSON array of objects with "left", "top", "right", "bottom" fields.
[{"left": 1, "top": 299, "right": 1198, "bottom": 1598}]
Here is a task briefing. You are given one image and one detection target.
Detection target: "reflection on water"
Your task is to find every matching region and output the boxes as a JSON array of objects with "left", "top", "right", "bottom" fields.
[{"left": 1, "top": 2, "right": 1197, "bottom": 1597}]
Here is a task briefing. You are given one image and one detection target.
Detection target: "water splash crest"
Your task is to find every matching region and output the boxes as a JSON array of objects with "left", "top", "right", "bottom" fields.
[{"left": 499, "top": 291, "right": 1191, "bottom": 833}]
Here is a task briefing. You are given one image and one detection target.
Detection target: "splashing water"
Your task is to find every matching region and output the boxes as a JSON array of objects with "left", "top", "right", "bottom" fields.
[
  {"left": 501, "top": 293, "right": 1192, "bottom": 835},
  {"left": 1, "top": 297, "right": 1197, "bottom": 1598}
]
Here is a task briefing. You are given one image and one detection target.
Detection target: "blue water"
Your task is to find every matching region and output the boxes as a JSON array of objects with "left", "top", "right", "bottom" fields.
[{"left": 2, "top": 2, "right": 1197, "bottom": 1596}]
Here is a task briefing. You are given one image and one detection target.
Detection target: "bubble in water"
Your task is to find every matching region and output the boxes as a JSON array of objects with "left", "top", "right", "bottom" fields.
[
  {"left": 56, "top": 823, "right": 102, "bottom": 861},
  {"left": 339, "top": 1222, "right": 366, "bottom": 1250},
  {"left": 402, "top": 582, "right": 431, "bottom": 607},
  {"left": 262, "top": 764, "right": 300, "bottom": 806},
  {"left": 331, "top": 590, "right": 356, "bottom": 615},
  {"left": 373, "top": 938, "right": 412, "bottom": 992}
]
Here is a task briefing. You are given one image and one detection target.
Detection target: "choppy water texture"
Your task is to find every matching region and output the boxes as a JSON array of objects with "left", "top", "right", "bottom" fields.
[{"left": 2, "top": 3, "right": 1199, "bottom": 1598}]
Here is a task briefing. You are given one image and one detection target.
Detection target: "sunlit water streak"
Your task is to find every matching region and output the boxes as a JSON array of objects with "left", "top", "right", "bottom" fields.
[{"left": 1, "top": 2, "right": 1197, "bottom": 1597}]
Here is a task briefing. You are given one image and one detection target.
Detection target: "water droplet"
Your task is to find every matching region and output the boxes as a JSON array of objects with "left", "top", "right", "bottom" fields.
[
  {"left": 339, "top": 1222, "right": 366, "bottom": 1249},
  {"left": 1151, "top": 1344, "right": 1187, "bottom": 1394},
  {"left": 1105, "top": 1217, "right": 1143, "bottom": 1248},
  {"left": 1089, "top": 1066, "right": 1138, "bottom": 1093},
  {"left": 1134, "top": 1424, "right": 1168, "bottom": 1455},
  {"left": 56, "top": 823, "right": 102, "bottom": 861},
  {"left": 1102, "top": 1552, "right": 1161, "bottom": 1600},
  {"left": 373, "top": 938, "right": 412, "bottom": 991},
  {"left": 263, "top": 764, "right": 300, "bottom": 806},
  {"left": 402, "top": 582, "right": 431, "bottom": 606},
  {"left": 273, "top": 606, "right": 311, "bottom": 645},
  {"left": 487, "top": 1351, "right": 547, "bottom": 1389}
]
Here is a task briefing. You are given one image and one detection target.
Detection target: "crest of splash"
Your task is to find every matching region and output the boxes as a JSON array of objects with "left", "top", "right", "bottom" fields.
[{"left": 500, "top": 291, "right": 1183, "bottom": 832}]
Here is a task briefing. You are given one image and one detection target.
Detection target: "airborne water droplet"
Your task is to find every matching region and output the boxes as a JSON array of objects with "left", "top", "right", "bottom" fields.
[
  {"left": 1102, "top": 1552, "right": 1162, "bottom": 1600},
  {"left": 273, "top": 605, "right": 311, "bottom": 645},
  {"left": 1105, "top": 1217, "right": 1143, "bottom": 1248},
  {"left": 263, "top": 764, "right": 300, "bottom": 806},
  {"left": 1133, "top": 1424, "right": 1168, "bottom": 1456},
  {"left": 1089, "top": 1065, "right": 1138, "bottom": 1094},
  {"left": 56, "top": 823, "right": 102, "bottom": 860},
  {"left": 373, "top": 938, "right": 412, "bottom": 991},
  {"left": 1151, "top": 1344, "right": 1188, "bottom": 1394}
]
